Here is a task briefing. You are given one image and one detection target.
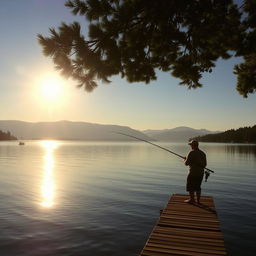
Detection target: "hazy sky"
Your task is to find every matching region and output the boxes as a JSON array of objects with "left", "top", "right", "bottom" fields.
[{"left": 0, "top": 0, "right": 255, "bottom": 131}]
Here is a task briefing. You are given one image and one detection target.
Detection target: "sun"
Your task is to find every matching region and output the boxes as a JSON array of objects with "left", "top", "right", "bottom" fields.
[
  {"left": 38, "top": 75, "right": 63, "bottom": 103},
  {"left": 31, "top": 71, "right": 72, "bottom": 114}
]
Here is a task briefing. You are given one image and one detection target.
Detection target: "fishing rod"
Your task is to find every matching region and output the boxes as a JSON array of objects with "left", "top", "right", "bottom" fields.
[{"left": 115, "top": 132, "right": 214, "bottom": 177}]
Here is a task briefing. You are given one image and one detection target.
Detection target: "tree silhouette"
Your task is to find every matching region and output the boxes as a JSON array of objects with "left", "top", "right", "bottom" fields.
[
  {"left": 38, "top": 0, "right": 256, "bottom": 97},
  {"left": 192, "top": 125, "right": 256, "bottom": 143},
  {"left": 0, "top": 130, "right": 17, "bottom": 140}
]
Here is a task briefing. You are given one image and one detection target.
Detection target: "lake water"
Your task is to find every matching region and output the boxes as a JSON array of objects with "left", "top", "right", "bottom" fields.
[{"left": 0, "top": 141, "right": 255, "bottom": 256}]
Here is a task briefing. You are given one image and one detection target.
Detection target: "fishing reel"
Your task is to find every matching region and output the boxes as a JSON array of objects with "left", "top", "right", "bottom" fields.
[{"left": 204, "top": 170, "right": 211, "bottom": 182}]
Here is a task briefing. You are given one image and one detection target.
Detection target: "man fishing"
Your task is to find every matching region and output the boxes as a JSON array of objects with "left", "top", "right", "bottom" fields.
[
  {"left": 184, "top": 140, "right": 207, "bottom": 204},
  {"left": 116, "top": 132, "right": 212, "bottom": 201}
]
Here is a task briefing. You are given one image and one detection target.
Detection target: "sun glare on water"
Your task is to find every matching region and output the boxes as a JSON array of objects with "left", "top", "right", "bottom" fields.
[{"left": 40, "top": 140, "right": 59, "bottom": 208}]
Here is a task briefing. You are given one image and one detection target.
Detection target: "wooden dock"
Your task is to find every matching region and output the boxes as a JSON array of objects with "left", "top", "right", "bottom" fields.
[{"left": 139, "top": 194, "right": 227, "bottom": 256}]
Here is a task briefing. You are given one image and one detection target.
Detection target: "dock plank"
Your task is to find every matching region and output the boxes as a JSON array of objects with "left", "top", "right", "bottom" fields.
[{"left": 139, "top": 194, "right": 227, "bottom": 256}]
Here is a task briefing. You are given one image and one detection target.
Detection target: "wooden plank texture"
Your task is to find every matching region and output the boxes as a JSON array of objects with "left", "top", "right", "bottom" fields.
[{"left": 140, "top": 194, "right": 227, "bottom": 256}]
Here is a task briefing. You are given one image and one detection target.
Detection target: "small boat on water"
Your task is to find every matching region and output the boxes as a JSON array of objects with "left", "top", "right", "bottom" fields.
[{"left": 19, "top": 141, "right": 25, "bottom": 145}]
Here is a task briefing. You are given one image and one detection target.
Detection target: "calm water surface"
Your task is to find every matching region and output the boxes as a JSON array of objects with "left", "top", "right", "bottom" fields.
[{"left": 0, "top": 141, "right": 255, "bottom": 256}]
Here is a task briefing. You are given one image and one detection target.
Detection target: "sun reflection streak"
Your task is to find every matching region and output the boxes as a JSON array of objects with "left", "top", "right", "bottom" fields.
[{"left": 40, "top": 141, "right": 59, "bottom": 208}]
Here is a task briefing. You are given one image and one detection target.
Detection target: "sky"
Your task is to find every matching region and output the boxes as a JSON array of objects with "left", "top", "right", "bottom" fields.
[{"left": 0, "top": 0, "right": 255, "bottom": 131}]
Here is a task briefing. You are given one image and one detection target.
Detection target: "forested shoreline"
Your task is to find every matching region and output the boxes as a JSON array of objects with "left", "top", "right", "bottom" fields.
[
  {"left": 0, "top": 130, "right": 17, "bottom": 140},
  {"left": 193, "top": 125, "right": 256, "bottom": 143}
]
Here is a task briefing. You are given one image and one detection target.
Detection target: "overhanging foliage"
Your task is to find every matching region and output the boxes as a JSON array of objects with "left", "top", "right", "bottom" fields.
[{"left": 38, "top": 0, "right": 256, "bottom": 97}]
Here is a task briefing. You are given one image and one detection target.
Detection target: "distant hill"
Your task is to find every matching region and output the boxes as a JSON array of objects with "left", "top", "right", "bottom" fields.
[
  {"left": 192, "top": 125, "right": 256, "bottom": 143},
  {"left": 143, "top": 126, "right": 220, "bottom": 142},
  {"left": 0, "top": 130, "right": 17, "bottom": 140},
  {"left": 0, "top": 120, "right": 152, "bottom": 141}
]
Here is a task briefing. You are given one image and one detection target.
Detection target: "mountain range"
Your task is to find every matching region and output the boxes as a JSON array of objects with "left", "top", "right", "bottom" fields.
[
  {"left": 0, "top": 120, "right": 151, "bottom": 141},
  {"left": 0, "top": 121, "right": 219, "bottom": 142},
  {"left": 143, "top": 126, "right": 220, "bottom": 142}
]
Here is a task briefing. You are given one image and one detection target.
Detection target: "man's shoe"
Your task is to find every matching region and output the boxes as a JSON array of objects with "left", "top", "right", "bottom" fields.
[{"left": 184, "top": 199, "right": 195, "bottom": 203}]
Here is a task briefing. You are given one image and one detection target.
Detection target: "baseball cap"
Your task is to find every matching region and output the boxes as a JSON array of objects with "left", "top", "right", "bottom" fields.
[{"left": 188, "top": 140, "right": 199, "bottom": 146}]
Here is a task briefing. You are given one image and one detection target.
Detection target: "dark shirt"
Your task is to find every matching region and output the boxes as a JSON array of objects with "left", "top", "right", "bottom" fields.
[{"left": 185, "top": 148, "right": 207, "bottom": 176}]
